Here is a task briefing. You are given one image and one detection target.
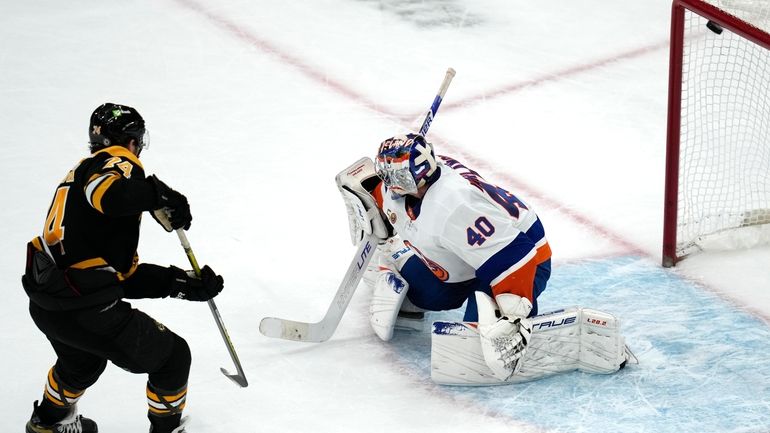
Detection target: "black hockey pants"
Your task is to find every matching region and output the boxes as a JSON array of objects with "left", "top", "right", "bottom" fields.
[{"left": 28, "top": 299, "right": 191, "bottom": 393}]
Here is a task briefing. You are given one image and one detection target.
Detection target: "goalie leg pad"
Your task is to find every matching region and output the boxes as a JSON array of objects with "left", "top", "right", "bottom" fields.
[
  {"left": 578, "top": 309, "right": 627, "bottom": 374},
  {"left": 431, "top": 307, "right": 629, "bottom": 385},
  {"left": 431, "top": 321, "right": 501, "bottom": 385},
  {"left": 431, "top": 308, "right": 582, "bottom": 385},
  {"left": 370, "top": 270, "right": 410, "bottom": 341},
  {"left": 361, "top": 248, "right": 383, "bottom": 291}
]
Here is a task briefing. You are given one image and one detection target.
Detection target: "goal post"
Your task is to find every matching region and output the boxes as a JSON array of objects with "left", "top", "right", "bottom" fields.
[{"left": 662, "top": 0, "right": 770, "bottom": 267}]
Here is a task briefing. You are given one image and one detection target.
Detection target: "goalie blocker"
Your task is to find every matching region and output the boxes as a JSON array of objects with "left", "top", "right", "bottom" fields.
[{"left": 431, "top": 303, "right": 636, "bottom": 385}]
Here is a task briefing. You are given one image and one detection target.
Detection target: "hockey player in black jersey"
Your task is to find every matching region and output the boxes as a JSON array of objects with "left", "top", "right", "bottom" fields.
[{"left": 22, "top": 103, "right": 224, "bottom": 433}]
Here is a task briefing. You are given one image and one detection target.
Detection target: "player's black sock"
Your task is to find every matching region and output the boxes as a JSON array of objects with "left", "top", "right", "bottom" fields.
[
  {"left": 34, "top": 398, "right": 70, "bottom": 425},
  {"left": 147, "top": 381, "right": 187, "bottom": 433}
]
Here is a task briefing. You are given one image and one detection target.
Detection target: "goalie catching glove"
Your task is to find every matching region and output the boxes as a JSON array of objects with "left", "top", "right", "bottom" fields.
[
  {"left": 336, "top": 157, "right": 392, "bottom": 245},
  {"left": 476, "top": 292, "right": 533, "bottom": 380}
]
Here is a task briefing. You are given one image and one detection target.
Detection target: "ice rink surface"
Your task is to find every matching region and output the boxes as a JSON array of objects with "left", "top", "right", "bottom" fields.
[{"left": 1, "top": 1, "right": 768, "bottom": 432}]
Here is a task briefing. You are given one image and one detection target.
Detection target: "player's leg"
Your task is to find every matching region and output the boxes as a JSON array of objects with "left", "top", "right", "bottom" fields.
[
  {"left": 460, "top": 285, "right": 488, "bottom": 322},
  {"left": 30, "top": 300, "right": 191, "bottom": 433},
  {"left": 104, "top": 306, "right": 191, "bottom": 433},
  {"left": 530, "top": 259, "right": 551, "bottom": 316},
  {"left": 367, "top": 237, "right": 431, "bottom": 340},
  {"left": 26, "top": 303, "right": 103, "bottom": 433},
  {"left": 400, "top": 257, "right": 473, "bottom": 311},
  {"left": 462, "top": 259, "right": 552, "bottom": 321},
  {"left": 144, "top": 334, "right": 191, "bottom": 433},
  {"left": 61, "top": 302, "right": 191, "bottom": 432},
  {"left": 370, "top": 250, "right": 482, "bottom": 341}
]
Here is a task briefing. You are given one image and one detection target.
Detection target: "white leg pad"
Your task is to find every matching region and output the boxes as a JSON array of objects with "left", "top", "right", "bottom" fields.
[
  {"left": 370, "top": 271, "right": 409, "bottom": 341},
  {"left": 431, "top": 307, "right": 629, "bottom": 385},
  {"left": 361, "top": 248, "right": 383, "bottom": 291},
  {"left": 431, "top": 321, "right": 504, "bottom": 385},
  {"left": 579, "top": 309, "right": 627, "bottom": 374}
]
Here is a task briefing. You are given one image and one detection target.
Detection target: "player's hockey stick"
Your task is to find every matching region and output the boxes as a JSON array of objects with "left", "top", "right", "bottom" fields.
[
  {"left": 259, "top": 68, "right": 456, "bottom": 343},
  {"left": 175, "top": 229, "right": 248, "bottom": 387}
]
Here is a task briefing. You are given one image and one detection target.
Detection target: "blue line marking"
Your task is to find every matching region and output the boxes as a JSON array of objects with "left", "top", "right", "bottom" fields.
[{"left": 391, "top": 256, "right": 770, "bottom": 432}]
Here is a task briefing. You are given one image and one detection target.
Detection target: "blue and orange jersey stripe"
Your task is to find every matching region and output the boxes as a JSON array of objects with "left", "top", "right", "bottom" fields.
[{"left": 476, "top": 232, "right": 551, "bottom": 303}]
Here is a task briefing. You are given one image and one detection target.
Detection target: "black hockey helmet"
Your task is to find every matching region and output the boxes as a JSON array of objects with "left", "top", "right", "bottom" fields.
[{"left": 88, "top": 103, "right": 149, "bottom": 153}]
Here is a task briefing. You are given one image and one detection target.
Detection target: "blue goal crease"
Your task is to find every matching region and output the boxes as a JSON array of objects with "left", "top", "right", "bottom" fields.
[{"left": 390, "top": 256, "right": 770, "bottom": 433}]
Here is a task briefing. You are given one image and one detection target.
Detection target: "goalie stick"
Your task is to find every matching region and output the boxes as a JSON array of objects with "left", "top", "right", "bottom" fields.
[
  {"left": 259, "top": 68, "right": 456, "bottom": 343},
  {"left": 176, "top": 229, "right": 248, "bottom": 387},
  {"left": 259, "top": 234, "right": 377, "bottom": 342},
  {"left": 419, "top": 67, "right": 456, "bottom": 136}
]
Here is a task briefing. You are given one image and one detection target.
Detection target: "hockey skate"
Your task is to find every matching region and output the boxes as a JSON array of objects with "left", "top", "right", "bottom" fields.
[
  {"left": 26, "top": 400, "right": 98, "bottom": 433},
  {"left": 149, "top": 416, "right": 189, "bottom": 433},
  {"left": 620, "top": 344, "right": 639, "bottom": 370},
  {"left": 394, "top": 297, "right": 427, "bottom": 333}
]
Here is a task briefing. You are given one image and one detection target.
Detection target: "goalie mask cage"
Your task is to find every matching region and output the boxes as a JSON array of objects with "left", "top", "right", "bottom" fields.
[{"left": 663, "top": 0, "right": 770, "bottom": 267}]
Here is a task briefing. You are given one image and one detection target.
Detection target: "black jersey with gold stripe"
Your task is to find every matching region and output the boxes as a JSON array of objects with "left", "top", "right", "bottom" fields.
[{"left": 39, "top": 146, "right": 157, "bottom": 277}]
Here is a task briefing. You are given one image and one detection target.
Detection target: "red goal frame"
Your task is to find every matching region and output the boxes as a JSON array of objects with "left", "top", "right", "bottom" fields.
[{"left": 662, "top": 0, "right": 770, "bottom": 267}]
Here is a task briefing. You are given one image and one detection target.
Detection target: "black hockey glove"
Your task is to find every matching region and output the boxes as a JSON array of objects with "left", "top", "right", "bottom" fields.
[
  {"left": 147, "top": 175, "right": 192, "bottom": 231},
  {"left": 168, "top": 265, "right": 224, "bottom": 301}
]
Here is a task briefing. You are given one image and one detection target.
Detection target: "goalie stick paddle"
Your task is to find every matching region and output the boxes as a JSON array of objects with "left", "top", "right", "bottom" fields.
[
  {"left": 259, "top": 68, "right": 456, "bottom": 343},
  {"left": 259, "top": 234, "right": 377, "bottom": 342},
  {"left": 176, "top": 229, "right": 248, "bottom": 387}
]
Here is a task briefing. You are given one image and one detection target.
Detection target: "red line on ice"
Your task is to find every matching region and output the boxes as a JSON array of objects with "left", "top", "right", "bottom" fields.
[
  {"left": 171, "top": 0, "right": 658, "bottom": 257},
  {"left": 172, "top": 0, "right": 770, "bottom": 394},
  {"left": 171, "top": 0, "right": 393, "bottom": 118},
  {"left": 441, "top": 41, "right": 670, "bottom": 113},
  {"left": 172, "top": 0, "right": 770, "bottom": 325},
  {"left": 427, "top": 133, "right": 648, "bottom": 256}
]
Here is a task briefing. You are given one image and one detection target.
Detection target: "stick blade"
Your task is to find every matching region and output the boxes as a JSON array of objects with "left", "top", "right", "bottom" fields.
[
  {"left": 220, "top": 368, "right": 248, "bottom": 387},
  {"left": 259, "top": 317, "right": 328, "bottom": 343}
]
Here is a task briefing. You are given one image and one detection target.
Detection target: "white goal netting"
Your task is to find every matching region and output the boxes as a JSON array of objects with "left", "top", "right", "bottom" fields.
[{"left": 675, "top": 0, "right": 770, "bottom": 257}]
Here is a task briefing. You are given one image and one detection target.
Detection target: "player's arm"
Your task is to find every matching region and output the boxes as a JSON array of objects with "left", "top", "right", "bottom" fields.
[
  {"left": 121, "top": 263, "right": 223, "bottom": 301},
  {"left": 82, "top": 158, "right": 155, "bottom": 216},
  {"left": 82, "top": 150, "right": 192, "bottom": 230}
]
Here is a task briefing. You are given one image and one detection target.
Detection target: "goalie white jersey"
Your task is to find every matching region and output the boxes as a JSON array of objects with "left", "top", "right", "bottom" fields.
[{"left": 374, "top": 155, "right": 551, "bottom": 302}]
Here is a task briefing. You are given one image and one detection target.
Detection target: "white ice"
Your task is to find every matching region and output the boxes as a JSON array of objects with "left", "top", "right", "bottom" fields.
[{"left": 1, "top": 1, "right": 769, "bottom": 432}]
